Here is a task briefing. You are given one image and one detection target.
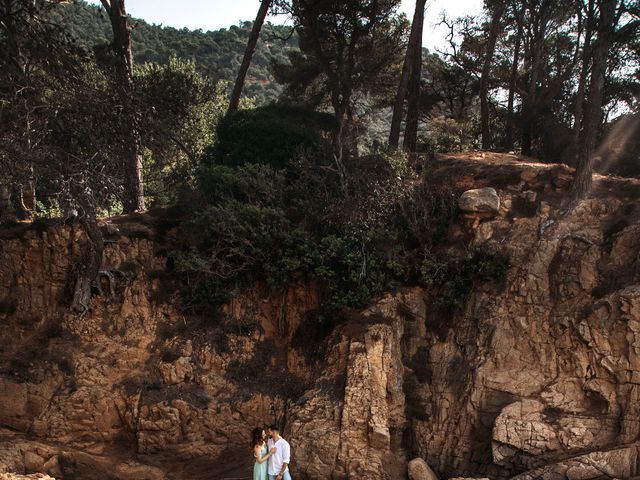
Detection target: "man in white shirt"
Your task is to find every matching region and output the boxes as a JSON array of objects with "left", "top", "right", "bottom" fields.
[{"left": 266, "top": 424, "right": 291, "bottom": 480}]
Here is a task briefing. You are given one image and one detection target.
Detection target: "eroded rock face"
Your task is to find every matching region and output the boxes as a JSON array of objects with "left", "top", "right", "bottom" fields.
[
  {"left": 1, "top": 155, "right": 640, "bottom": 480},
  {"left": 0, "top": 221, "right": 308, "bottom": 478},
  {"left": 287, "top": 310, "right": 407, "bottom": 480}
]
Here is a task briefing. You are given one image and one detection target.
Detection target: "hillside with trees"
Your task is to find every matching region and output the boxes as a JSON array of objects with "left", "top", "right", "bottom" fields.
[
  {"left": 48, "top": 0, "right": 298, "bottom": 105},
  {"left": 1, "top": 0, "right": 638, "bottom": 306}
]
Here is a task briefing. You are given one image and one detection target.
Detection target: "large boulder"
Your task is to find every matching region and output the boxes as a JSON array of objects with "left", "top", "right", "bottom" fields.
[
  {"left": 408, "top": 458, "right": 438, "bottom": 480},
  {"left": 492, "top": 399, "right": 560, "bottom": 469},
  {"left": 458, "top": 187, "right": 500, "bottom": 213}
]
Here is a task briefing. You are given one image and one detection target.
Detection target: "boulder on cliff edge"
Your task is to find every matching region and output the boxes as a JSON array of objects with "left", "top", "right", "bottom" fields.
[{"left": 458, "top": 187, "right": 500, "bottom": 213}]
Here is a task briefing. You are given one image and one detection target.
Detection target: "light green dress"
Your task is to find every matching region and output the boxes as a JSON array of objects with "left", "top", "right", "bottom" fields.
[{"left": 253, "top": 444, "right": 268, "bottom": 480}]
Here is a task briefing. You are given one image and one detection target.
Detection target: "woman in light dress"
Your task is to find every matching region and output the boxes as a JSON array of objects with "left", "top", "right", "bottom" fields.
[{"left": 252, "top": 427, "right": 276, "bottom": 480}]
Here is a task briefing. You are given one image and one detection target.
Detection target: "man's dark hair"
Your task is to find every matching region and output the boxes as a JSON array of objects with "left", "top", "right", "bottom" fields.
[{"left": 268, "top": 424, "right": 280, "bottom": 432}]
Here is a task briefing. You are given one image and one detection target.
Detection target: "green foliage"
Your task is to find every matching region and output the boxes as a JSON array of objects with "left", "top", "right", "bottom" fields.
[
  {"left": 175, "top": 164, "right": 289, "bottom": 313},
  {"left": 1, "top": 0, "right": 230, "bottom": 217},
  {"left": 135, "top": 57, "right": 227, "bottom": 205},
  {"left": 420, "top": 246, "right": 510, "bottom": 311},
  {"left": 419, "top": 117, "right": 479, "bottom": 153},
  {"left": 197, "top": 162, "right": 286, "bottom": 206},
  {"left": 267, "top": 229, "right": 408, "bottom": 310},
  {"left": 35, "top": 199, "right": 63, "bottom": 219},
  {"left": 176, "top": 149, "right": 433, "bottom": 316},
  {"left": 209, "top": 105, "right": 335, "bottom": 169},
  {"left": 176, "top": 124, "right": 501, "bottom": 321}
]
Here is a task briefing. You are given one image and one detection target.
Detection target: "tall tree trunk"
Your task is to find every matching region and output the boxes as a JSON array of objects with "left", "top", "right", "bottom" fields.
[
  {"left": 521, "top": 40, "right": 544, "bottom": 155},
  {"left": 521, "top": 0, "right": 551, "bottom": 156},
  {"left": 12, "top": 184, "right": 28, "bottom": 219},
  {"left": 389, "top": 0, "right": 426, "bottom": 149},
  {"left": 228, "top": 0, "right": 270, "bottom": 113},
  {"left": 505, "top": 20, "right": 523, "bottom": 150},
  {"left": 568, "top": 0, "right": 595, "bottom": 166},
  {"left": 403, "top": 0, "right": 426, "bottom": 153},
  {"left": 101, "top": 0, "right": 145, "bottom": 213},
  {"left": 568, "top": 0, "right": 617, "bottom": 204},
  {"left": 479, "top": 1, "right": 506, "bottom": 150}
]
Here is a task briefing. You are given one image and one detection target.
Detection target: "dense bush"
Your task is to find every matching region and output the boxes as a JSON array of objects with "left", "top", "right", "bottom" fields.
[
  {"left": 418, "top": 116, "right": 478, "bottom": 153},
  {"left": 174, "top": 164, "right": 289, "bottom": 313},
  {"left": 208, "top": 105, "right": 335, "bottom": 169},
  {"left": 175, "top": 156, "right": 412, "bottom": 315}
]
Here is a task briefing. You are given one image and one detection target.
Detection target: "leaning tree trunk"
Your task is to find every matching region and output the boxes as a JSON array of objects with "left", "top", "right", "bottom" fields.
[
  {"left": 70, "top": 195, "right": 105, "bottom": 314},
  {"left": 12, "top": 184, "right": 29, "bottom": 219},
  {"left": 101, "top": 0, "right": 145, "bottom": 213},
  {"left": 479, "top": 1, "right": 506, "bottom": 150},
  {"left": 403, "top": 0, "right": 426, "bottom": 153},
  {"left": 228, "top": 0, "right": 271, "bottom": 113},
  {"left": 23, "top": 164, "right": 36, "bottom": 213},
  {"left": 568, "top": 0, "right": 617, "bottom": 205},
  {"left": 389, "top": 0, "right": 426, "bottom": 149}
]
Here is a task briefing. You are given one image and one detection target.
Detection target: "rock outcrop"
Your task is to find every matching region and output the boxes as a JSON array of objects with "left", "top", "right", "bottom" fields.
[
  {"left": 1, "top": 153, "right": 640, "bottom": 480},
  {"left": 458, "top": 187, "right": 500, "bottom": 213},
  {"left": 0, "top": 474, "right": 56, "bottom": 480}
]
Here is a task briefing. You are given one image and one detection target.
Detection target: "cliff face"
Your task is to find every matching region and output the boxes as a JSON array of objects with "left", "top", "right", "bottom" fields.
[{"left": 1, "top": 153, "right": 640, "bottom": 480}]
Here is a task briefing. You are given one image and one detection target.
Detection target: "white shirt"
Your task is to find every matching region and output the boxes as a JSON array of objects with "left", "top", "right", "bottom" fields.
[{"left": 267, "top": 437, "right": 291, "bottom": 476}]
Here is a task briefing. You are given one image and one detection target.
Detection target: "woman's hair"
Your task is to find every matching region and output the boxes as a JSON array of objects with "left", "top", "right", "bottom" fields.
[{"left": 251, "top": 427, "right": 264, "bottom": 448}]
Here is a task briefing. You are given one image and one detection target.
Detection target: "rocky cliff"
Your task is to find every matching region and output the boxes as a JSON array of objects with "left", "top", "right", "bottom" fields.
[{"left": 1, "top": 153, "right": 640, "bottom": 480}]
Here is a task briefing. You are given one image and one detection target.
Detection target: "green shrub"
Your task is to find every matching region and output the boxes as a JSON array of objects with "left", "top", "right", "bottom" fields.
[
  {"left": 418, "top": 116, "right": 478, "bottom": 153},
  {"left": 197, "top": 162, "right": 286, "bottom": 205},
  {"left": 175, "top": 164, "right": 291, "bottom": 314},
  {"left": 268, "top": 229, "right": 408, "bottom": 309},
  {"left": 420, "top": 246, "right": 510, "bottom": 311},
  {"left": 176, "top": 147, "right": 480, "bottom": 321}
]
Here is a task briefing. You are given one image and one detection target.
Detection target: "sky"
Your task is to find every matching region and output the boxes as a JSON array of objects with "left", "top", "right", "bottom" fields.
[{"left": 86, "top": 0, "right": 484, "bottom": 52}]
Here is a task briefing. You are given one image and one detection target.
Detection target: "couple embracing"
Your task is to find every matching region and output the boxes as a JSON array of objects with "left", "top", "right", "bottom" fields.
[{"left": 251, "top": 424, "right": 291, "bottom": 480}]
